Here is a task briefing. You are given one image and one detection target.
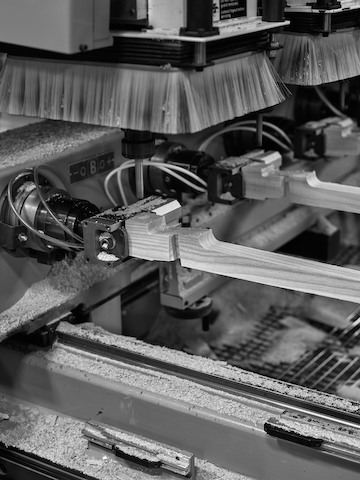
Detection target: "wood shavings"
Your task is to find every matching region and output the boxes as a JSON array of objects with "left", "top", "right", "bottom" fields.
[
  {"left": 0, "top": 252, "right": 120, "bottom": 340},
  {"left": 272, "top": 412, "right": 360, "bottom": 451},
  {"left": 348, "top": 346, "right": 360, "bottom": 358},
  {"left": 97, "top": 252, "right": 119, "bottom": 262},
  {"left": 261, "top": 315, "right": 327, "bottom": 365},
  {"left": 34, "top": 342, "right": 276, "bottom": 426},
  {"left": 56, "top": 321, "right": 360, "bottom": 414},
  {"left": 184, "top": 338, "right": 219, "bottom": 360},
  {"left": 0, "top": 396, "right": 253, "bottom": 480},
  {"left": 86, "top": 421, "right": 189, "bottom": 468},
  {"left": 86, "top": 459, "right": 104, "bottom": 466},
  {"left": 96, "top": 196, "right": 172, "bottom": 222},
  {"left": 337, "top": 382, "right": 360, "bottom": 402},
  {"left": 306, "top": 295, "right": 359, "bottom": 329},
  {"left": 144, "top": 280, "right": 261, "bottom": 354},
  {"left": 0, "top": 120, "right": 119, "bottom": 170},
  {"left": 48, "top": 252, "right": 119, "bottom": 294},
  {"left": 0, "top": 278, "right": 70, "bottom": 339}
]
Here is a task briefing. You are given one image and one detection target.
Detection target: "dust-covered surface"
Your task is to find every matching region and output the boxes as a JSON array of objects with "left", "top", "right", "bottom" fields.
[
  {"left": 57, "top": 321, "right": 360, "bottom": 415},
  {"left": 0, "top": 252, "right": 120, "bottom": 340},
  {"left": 84, "top": 421, "right": 191, "bottom": 470},
  {"left": 260, "top": 316, "right": 327, "bottom": 365},
  {"left": 141, "top": 264, "right": 360, "bottom": 402},
  {"left": 337, "top": 381, "right": 360, "bottom": 402},
  {"left": 144, "top": 278, "right": 354, "bottom": 360},
  {"left": 31, "top": 342, "right": 279, "bottom": 426},
  {"left": 145, "top": 280, "right": 305, "bottom": 355},
  {"left": 271, "top": 412, "right": 360, "bottom": 452},
  {"left": 95, "top": 196, "right": 175, "bottom": 222},
  {"left": 337, "top": 382, "right": 360, "bottom": 402},
  {"left": 0, "top": 396, "right": 253, "bottom": 480},
  {"left": 0, "top": 120, "right": 119, "bottom": 170}
]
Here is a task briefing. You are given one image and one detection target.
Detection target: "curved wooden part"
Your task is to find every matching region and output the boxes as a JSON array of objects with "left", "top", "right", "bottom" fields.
[
  {"left": 126, "top": 211, "right": 179, "bottom": 262},
  {"left": 126, "top": 211, "right": 360, "bottom": 303},
  {"left": 242, "top": 159, "right": 360, "bottom": 214},
  {"left": 287, "top": 171, "right": 360, "bottom": 214},
  {"left": 178, "top": 229, "right": 360, "bottom": 303}
]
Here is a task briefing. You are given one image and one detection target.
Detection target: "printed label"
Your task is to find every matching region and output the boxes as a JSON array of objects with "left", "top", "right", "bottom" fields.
[
  {"left": 69, "top": 152, "right": 115, "bottom": 183},
  {"left": 213, "top": 0, "right": 247, "bottom": 22}
]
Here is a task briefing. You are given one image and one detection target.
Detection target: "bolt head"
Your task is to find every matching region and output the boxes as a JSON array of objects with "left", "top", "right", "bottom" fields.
[{"left": 18, "top": 232, "right": 28, "bottom": 243}]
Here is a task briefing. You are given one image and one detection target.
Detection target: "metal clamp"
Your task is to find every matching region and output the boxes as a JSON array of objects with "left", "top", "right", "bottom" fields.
[{"left": 83, "top": 420, "right": 195, "bottom": 478}]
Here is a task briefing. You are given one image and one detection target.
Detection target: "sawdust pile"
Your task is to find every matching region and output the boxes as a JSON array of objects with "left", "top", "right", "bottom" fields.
[
  {"left": 0, "top": 119, "right": 119, "bottom": 170},
  {"left": 337, "top": 382, "right": 360, "bottom": 402},
  {"left": 0, "top": 252, "right": 117, "bottom": 340},
  {"left": 48, "top": 252, "right": 117, "bottom": 294},
  {"left": 57, "top": 321, "right": 360, "bottom": 414},
  {"left": 261, "top": 316, "right": 327, "bottom": 365},
  {"left": 0, "top": 396, "right": 250, "bottom": 480},
  {"left": 145, "top": 278, "right": 330, "bottom": 359}
]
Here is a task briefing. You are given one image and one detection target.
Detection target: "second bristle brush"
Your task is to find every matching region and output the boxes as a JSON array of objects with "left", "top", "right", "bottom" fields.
[
  {"left": 274, "top": 2, "right": 360, "bottom": 86},
  {"left": 274, "top": 29, "right": 360, "bottom": 86}
]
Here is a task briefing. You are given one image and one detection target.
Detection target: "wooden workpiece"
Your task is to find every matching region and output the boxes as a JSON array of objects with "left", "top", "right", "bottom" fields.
[
  {"left": 287, "top": 171, "right": 360, "bottom": 213},
  {"left": 241, "top": 157, "right": 285, "bottom": 200},
  {"left": 125, "top": 204, "right": 360, "bottom": 304},
  {"left": 242, "top": 157, "right": 360, "bottom": 214}
]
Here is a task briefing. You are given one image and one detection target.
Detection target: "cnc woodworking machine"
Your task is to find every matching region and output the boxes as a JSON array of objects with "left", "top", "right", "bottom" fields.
[{"left": 2, "top": 1, "right": 360, "bottom": 480}]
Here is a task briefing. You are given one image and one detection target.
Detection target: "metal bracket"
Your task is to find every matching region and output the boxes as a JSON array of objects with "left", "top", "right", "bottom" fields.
[
  {"left": 0, "top": 221, "right": 28, "bottom": 251},
  {"left": 207, "top": 156, "right": 250, "bottom": 204},
  {"left": 265, "top": 411, "right": 360, "bottom": 464},
  {"left": 83, "top": 196, "right": 181, "bottom": 267},
  {"left": 83, "top": 420, "right": 195, "bottom": 478},
  {"left": 83, "top": 216, "right": 129, "bottom": 268}
]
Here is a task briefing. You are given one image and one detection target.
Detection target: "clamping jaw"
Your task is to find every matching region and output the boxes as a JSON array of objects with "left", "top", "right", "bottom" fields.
[
  {"left": 209, "top": 149, "right": 360, "bottom": 214},
  {"left": 294, "top": 116, "right": 360, "bottom": 159},
  {"left": 83, "top": 195, "right": 360, "bottom": 304}
]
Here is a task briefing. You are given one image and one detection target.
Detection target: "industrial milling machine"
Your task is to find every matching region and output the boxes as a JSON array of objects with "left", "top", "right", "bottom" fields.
[{"left": 2, "top": 1, "right": 360, "bottom": 479}]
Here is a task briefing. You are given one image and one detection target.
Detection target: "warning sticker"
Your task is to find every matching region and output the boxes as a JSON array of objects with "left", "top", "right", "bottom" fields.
[{"left": 213, "top": 0, "right": 247, "bottom": 22}]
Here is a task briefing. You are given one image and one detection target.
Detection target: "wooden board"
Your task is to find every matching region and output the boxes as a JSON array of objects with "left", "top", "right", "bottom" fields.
[
  {"left": 126, "top": 209, "right": 360, "bottom": 303},
  {"left": 242, "top": 161, "right": 360, "bottom": 214}
]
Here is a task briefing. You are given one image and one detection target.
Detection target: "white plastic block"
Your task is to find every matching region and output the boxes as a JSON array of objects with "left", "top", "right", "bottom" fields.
[
  {"left": 148, "top": 0, "right": 185, "bottom": 30},
  {"left": 0, "top": 0, "right": 112, "bottom": 54},
  {"left": 148, "top": 0, "right": 258, "bottom": 30}
]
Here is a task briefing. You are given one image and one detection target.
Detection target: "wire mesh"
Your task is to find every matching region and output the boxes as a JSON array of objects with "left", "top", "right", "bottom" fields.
[{"left": 211, "top": 245, "right": 360, "bottom": 397}]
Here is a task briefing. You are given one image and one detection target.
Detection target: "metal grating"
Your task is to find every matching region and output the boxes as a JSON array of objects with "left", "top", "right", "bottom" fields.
[
  {"left": 211, "top": 307, "right": 360, "bottom": 395},
  {"left": 211, "top": 245, "right": 360, "bottom": 397}
]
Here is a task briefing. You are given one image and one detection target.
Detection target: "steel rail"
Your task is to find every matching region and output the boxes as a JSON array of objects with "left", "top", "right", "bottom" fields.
[{"left": 57, "top": 331, "right": 360, "bottom": 429}]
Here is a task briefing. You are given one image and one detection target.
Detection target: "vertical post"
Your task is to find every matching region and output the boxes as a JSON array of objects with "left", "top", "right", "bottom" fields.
[
  {"left": 262, "top": 0, "right": 286, "bottom": 22},
  {"left": 122, "top": 130, "right": 155, "bottom": 202},
  {"left": 256, "top": 113, "right": 263, "bottom": 147},
  {"left": 134, "top": 159, "right": 145, "bottom": 199},
  {"left": 181, "top": 0, "right": 219, "bottom": 36}
]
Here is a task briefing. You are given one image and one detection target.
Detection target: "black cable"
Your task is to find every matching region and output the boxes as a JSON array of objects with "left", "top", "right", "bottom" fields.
[
  {"left": 7, "top": 169, "right": 82, "bottom": 251},
  {"left": 33, "top": 165, "right": 84, "bottom": 244}
]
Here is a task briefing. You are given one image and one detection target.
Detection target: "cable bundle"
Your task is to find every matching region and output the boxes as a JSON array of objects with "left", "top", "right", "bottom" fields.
[
  {"left": 104, "top": 161, "right": 207, "bottom": 206},
  {"left": 4, "top": 165, "right": 97, "bottom": 252}
]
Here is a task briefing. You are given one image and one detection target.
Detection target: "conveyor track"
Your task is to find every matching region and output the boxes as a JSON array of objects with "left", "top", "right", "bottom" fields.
[{"left": 56, "top": 329, "right": 360, "bottom": 428}]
